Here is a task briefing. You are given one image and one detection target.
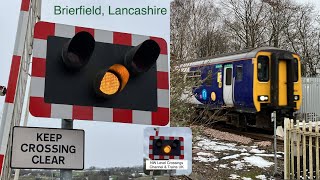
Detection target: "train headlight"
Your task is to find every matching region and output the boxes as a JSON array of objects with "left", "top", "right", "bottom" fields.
[
  {"left": 258, "top": 95, "right": 269, "bottom": 102},
  {"left": 294, "top": 95, "right": 300, "bottom": 101}
]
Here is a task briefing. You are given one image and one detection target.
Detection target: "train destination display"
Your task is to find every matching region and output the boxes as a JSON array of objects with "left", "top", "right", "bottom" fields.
[{"left": 10, "top": 127, "right": 84, "bottom": 170}]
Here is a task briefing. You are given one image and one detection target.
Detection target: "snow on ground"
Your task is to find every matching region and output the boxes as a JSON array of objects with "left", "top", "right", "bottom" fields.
[
  {"left": 219, "top": 164, "right": 228, "bottom": 168},
  {"left": 197, "top": 138, "right": 239, "bottom": 152},
  {"left": 256, "top": 153, "right": 281, "bottom": 158},
  {"left": 256, "top": 175, "right": 267, "bottom": 180},
  {"left": 243, "top": 156, "right": 274, "bottom": 168},
  {"left": 196, "top": 152, "right": 214, "bottom": 156},
  {"left": 249, "top": 149, "right": 266, "bottom": 154},
  {"left": 242, "top": 177, "right": 252, "bottom": 180},
  {"left": 229, "top": 174, "right": 240, "bottom": 179},
  {"left": 222, "top": 154, "right": 240, "bottom": 160},
  {"left": 193, "top": 156, "right": 218, "bottom": 163},
  {"left": 231, "top": 160, "right": 245, "bottom": 170},
  {"left": 194, "top": 136, "right": 278, "bottom": 179}
]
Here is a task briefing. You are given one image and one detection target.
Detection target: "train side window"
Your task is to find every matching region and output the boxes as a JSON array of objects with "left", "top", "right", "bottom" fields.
[
  {"left": 293, "top": 58, "right": 298, "bottom": 82},
  {"left": 186, "top": 71, "right": 201, "bottom": 87},
  {"left": 257, "top": 56, "right": 269, "bottom": 82},
  {"left": 205, "top": 70, "right": 213, "bottom": 85},
  {"left": 236, "top": 66, "right": 243, "bottom": 81},
  {"left": 226, "top": 68, "right": 232, "bottom": 85}
]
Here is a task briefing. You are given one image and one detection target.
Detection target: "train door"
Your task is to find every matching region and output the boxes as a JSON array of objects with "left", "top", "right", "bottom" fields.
[
  {"left": 278, "top": 60, "right": 287, "bottom": 106},
  {"left": 223, "top": 64, "right": 234, "bottom": 106}
]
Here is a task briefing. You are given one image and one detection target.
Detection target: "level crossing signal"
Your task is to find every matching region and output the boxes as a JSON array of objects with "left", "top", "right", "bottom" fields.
[
  {"left": 149, "top": 136, "right": 184, "bottom": 160},
  {"left": 29, "top": 22, "right": 169, "bottom": 125}
]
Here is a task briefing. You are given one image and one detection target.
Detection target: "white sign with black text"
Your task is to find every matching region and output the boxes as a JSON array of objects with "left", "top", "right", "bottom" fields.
[{"left": 11, "top": 126, "right": 84, "bottom": 170}]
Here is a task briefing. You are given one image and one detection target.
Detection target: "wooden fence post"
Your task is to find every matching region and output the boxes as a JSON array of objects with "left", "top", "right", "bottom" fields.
[
  {"left": 284, "top": 118, "right": 290, "bottom": 179},
  {"left": 296, "top": 119, "right": 301, "bottom": 179},
  {"left": 309, "top": 123, "right": 313, "bottom": 179}
]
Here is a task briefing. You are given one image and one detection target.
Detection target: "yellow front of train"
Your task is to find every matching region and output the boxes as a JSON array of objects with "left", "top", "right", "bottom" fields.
[{"left": 253, "top": 50, "right": 302, "bottom": 115}]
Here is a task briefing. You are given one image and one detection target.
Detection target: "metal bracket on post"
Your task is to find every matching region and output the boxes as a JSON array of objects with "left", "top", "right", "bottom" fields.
[
  {"left": 272, "top": 111, "right": 278, "bottom": 176},
  {"left": 60, "top": 119, "right": 73, "bottom": 180}
]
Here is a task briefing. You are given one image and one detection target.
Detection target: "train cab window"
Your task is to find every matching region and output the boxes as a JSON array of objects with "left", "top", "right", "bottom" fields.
[
  {"left": 293, "top": 58, "right": 299, "bottom": 82},
  {"left": 226, "top": 68, "right": 232, "bottom": 85},
  {"left": 257, "top": 56, "right": 269, "bottom": 82},
  {"left": 205, "top": 70, "right": 213, "bottom": 85},
  {"left": 236, "top": 66, "right": 243, "bottom": 81}
]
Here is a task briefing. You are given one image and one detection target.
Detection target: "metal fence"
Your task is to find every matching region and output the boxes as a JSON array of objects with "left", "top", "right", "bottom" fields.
[
  {"left": 284, "top": 118, "right": 320, "bottom": 180},
  {"left": 296, "top": 78, "right": 320, "bottom": 122}
]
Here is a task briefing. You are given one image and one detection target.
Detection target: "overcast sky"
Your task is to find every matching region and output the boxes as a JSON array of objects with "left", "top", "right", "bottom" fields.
[{"left": 0, "top": 0, "right": 170, "bottom": 168}]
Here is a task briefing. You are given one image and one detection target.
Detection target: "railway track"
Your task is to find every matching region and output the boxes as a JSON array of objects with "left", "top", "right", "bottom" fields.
[{"left": 210, "top": 125, "right": 284, "bottom": 144}]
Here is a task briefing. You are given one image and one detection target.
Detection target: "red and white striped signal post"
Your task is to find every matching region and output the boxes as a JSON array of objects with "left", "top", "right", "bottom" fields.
[{"left": 0, "top": 0, "right": 41, "bottom": 179}]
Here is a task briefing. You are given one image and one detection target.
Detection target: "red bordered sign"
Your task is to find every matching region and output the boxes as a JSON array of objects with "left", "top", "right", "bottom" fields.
[
  {"left": 29, "top": 21, "right": 169, "bottom": 126},
  {"left": 149, "top": 136, "right": 184, "bottom": 160}
]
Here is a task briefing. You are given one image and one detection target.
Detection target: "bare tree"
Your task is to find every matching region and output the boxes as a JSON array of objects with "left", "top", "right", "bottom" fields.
[
  {"left": 222, "top": 0, "right": 268, "bottom": 49},
  {"left": 284, "top": 4, "right": 320, "bottom": 76},
  {"left": 262, "top": 0, "right": 297, "bottom": 48}
]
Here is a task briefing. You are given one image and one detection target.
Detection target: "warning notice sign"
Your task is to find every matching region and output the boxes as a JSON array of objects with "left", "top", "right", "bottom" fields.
[{"left": 11, "top": 126, "right": 84, "bottom": 170}]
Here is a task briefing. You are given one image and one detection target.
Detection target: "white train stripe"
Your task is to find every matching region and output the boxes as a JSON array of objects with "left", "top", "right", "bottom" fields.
[
  {"left": 30, "top": 77, "right": 45, "bottom": 97},
  {"left": 55, "top": 24, "right": 75, "bottom": 38}
]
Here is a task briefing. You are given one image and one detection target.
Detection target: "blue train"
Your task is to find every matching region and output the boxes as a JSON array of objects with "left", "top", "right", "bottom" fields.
[{"left": 182, "top": 47, "right": 302, "bottom": 129}]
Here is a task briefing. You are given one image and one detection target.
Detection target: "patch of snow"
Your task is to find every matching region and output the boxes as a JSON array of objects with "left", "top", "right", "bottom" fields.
[
  {"left": 229, "top": 174, "right": 240, "bottom": 179},
  {"left": 196, "top": 138, "right": 251, "bottom": 153},
  {"left": 231, "top": 161, "right": 244, "bottom": 170},
  {"left": 193, "top": 146, "right": 200, "bottom": 149},
  {"left": 256, "top": 175, "right": 267, "bottom": 180},
  {"left": 249, "top": 149, "right": 266, "bottom": 154},
  {"left": 219, "top": 164, "right": 228, "bottom": 168},
  {"left": 197, "top": 138, "right": 238, "bottom": 151},
  {"left": 239, "top": 148, "right": 248, "bottom": 152},
  {"left": 256, "top": 154, "right": 281, "bottom": 158},
  {"left": 222, "top": 154, "right": 240, "bottom": 160},
  {"left": 243, "top": 156, "right": 274, "bottom": 168},
  {"left": 242, "top": 177, "right": 252, "bottom": 180},
  {"left": 231, "top": 161, "right": 240, "bottom": 164},
  {"left": 240, "top": 153, "right": 250, "bottom": 156},
  {"left": 250, "top": 146, "right": 258, "bottom": 148},
  {"left": 193, "top": 156, "right": 218, "bottom": 163},
  {"left": 197, "top": 152, "right": 214, "bottom": 156}
]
